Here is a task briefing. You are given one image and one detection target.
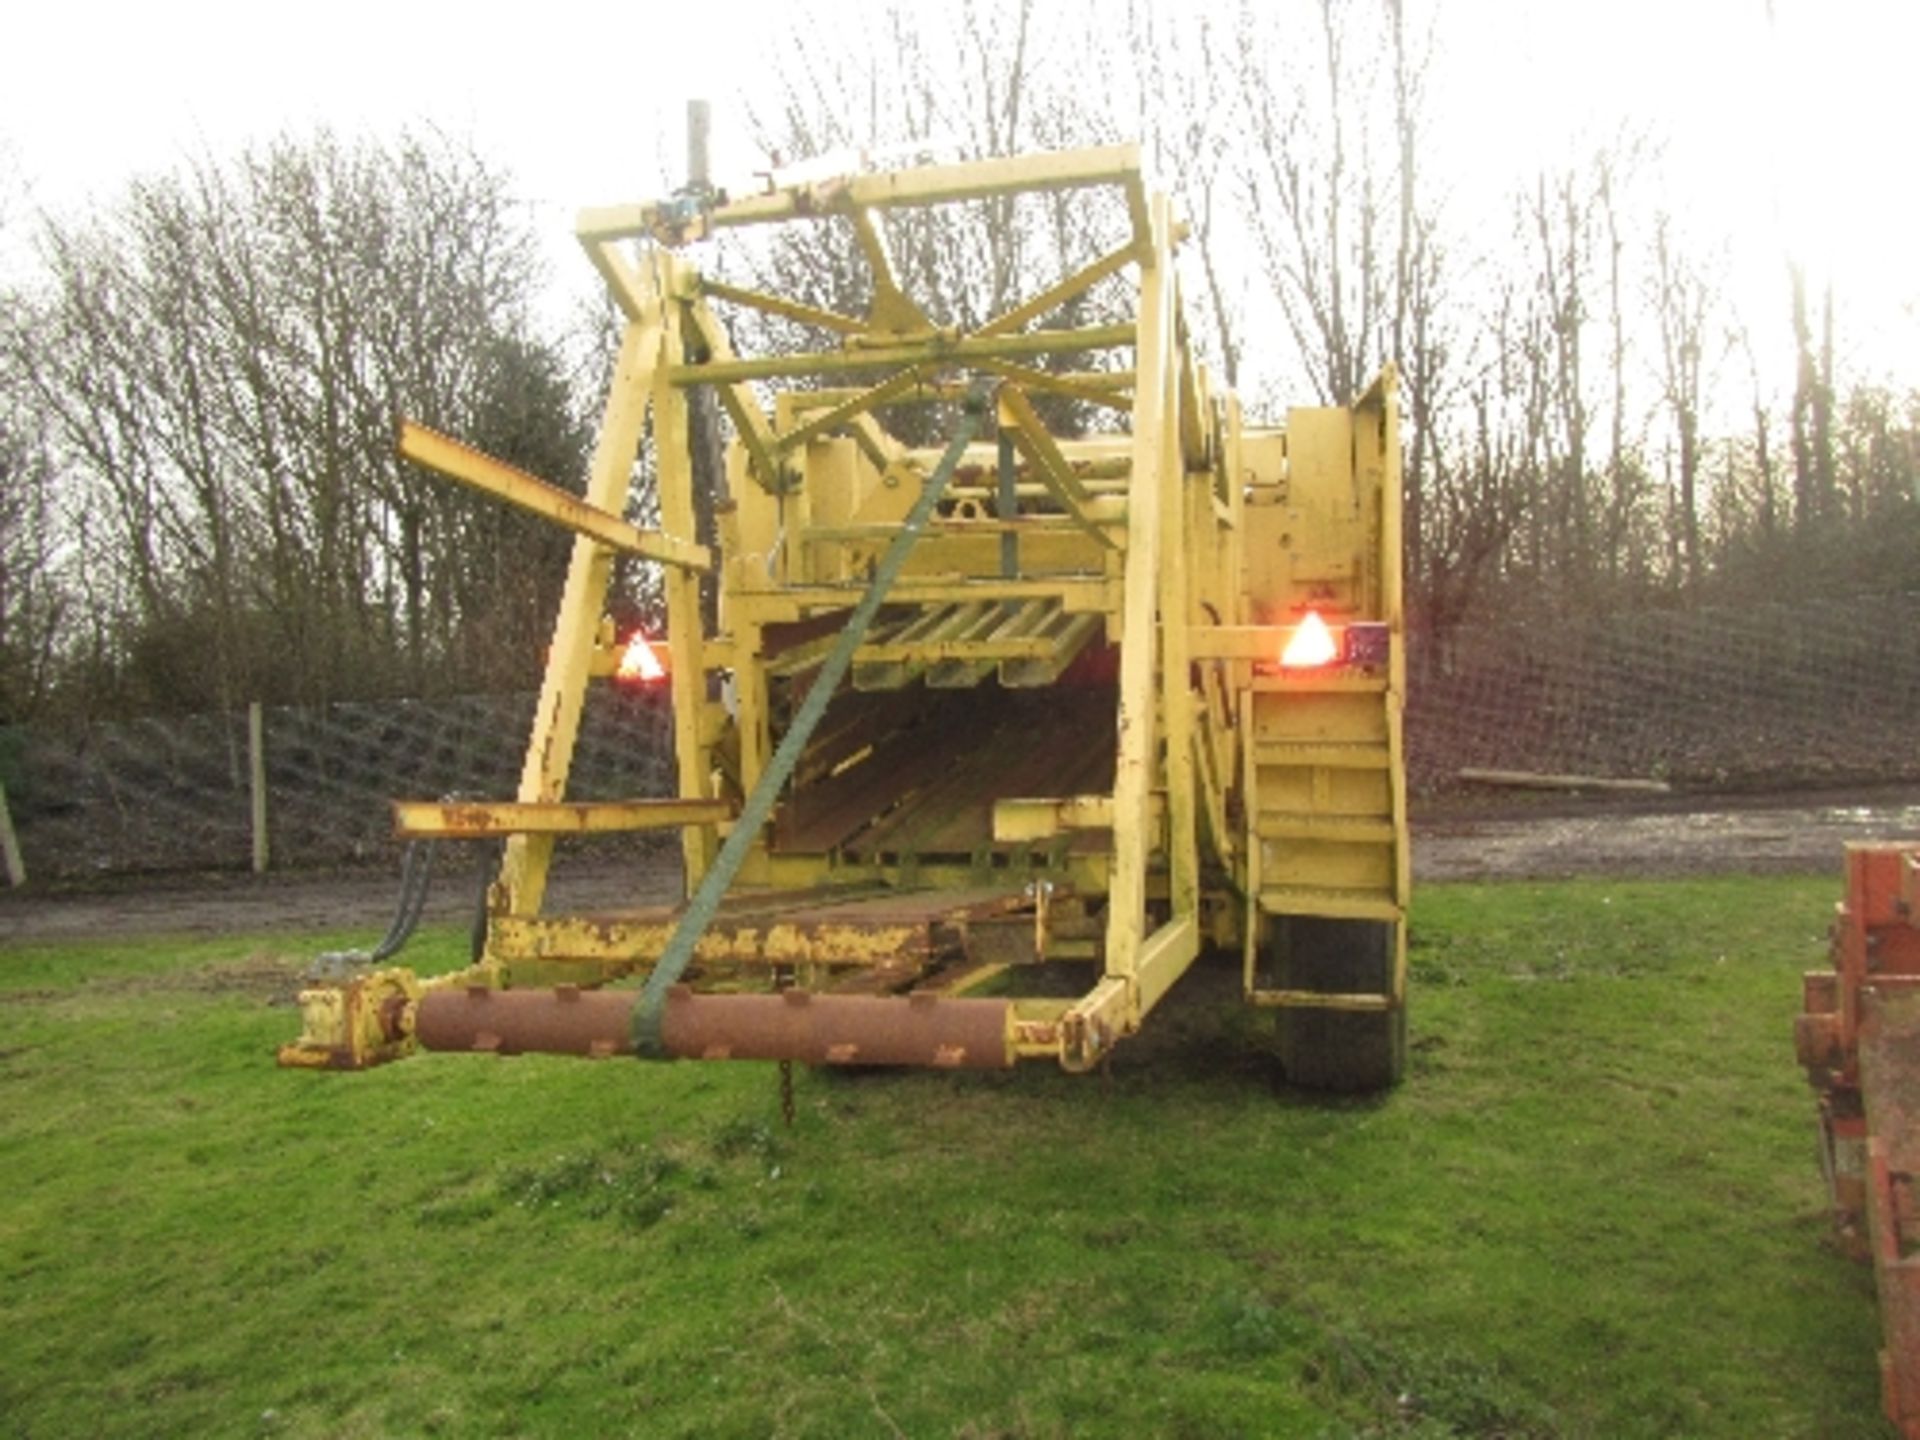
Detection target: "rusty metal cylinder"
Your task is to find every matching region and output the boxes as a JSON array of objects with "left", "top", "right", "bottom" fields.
[
  {"left": 661, "top": 988, "right": 1012, "bottom": 1069},
  {"left": 415, "top": 985, "right": 1013, "bottom": 1069},
  {"left": 416, "top": 986, "right": 634, "bottom": 1058}
]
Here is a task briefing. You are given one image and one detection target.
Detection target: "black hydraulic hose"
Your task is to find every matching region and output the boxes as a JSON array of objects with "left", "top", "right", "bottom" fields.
[
  {"left": 470, "top": 839, "right": 502, "bottom": 964},
  {"left": 369, "top": 839, "right": 436, "bottom": 962}
]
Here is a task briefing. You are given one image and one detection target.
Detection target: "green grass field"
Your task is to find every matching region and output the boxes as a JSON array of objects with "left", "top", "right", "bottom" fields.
[{"left": 0, "top": 876, "right": 1890, "bottom": 1438}]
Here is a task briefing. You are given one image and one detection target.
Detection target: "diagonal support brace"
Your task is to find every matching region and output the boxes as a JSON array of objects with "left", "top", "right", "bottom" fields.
[
  {"left": 397, "top": 421, "right": 710, "bottom": 572},
  {"left": 630, "top": 384, "right": 994, "bottom": 1057}
]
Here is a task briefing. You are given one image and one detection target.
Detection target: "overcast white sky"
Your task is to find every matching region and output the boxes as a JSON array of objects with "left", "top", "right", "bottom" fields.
[{"left": 2, "top": 0, "right": 1913, "bottom": 390}]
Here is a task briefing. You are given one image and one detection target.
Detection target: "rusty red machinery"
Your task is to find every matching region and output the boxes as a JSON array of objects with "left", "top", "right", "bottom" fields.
[{"left": 1798, "top": 842, "right": 1920, "bottom": 1437}]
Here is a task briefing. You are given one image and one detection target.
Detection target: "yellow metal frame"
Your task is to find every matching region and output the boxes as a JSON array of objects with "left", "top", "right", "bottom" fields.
[{"left": 281, "top": 143, "right": 1406, "bottom": 1075}]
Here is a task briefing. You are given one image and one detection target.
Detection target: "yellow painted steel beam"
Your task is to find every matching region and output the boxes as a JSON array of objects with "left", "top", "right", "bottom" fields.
[
  {"left": 970, "top": 359, "right": 1135, "bottom": 412},
  {"left": 396, "top": 421, "right": 711, "bottom": 574},
  {"left": 843, "top": 143, "right": 1141, "bottom": 212},
  {"left": 1361, "top": 365, "right": 1411, "bottom": 919},
  {"left": 1104, "top": 193, "right": 1174, "bottom": 982},
  {"left": 845, "top": 414, "right": 903, "bottom": 477},
  {"left": 976, "top": 241, "right": 1137, "bottom": 338},
  {"left": 732, "top": 619, "right": 770, "bottom": 797},
  {"left": 790, "top": 372, "right": 1131, "bottom": 412},
  {"left": 852, "top": 599, "right": 991, "bottom": 678},
  {"left": 998, "top": 387, "right": 1097, "bottom": 506},
  {"left": 1253, "top": 888, "right": 1402, "bottom": 922},
  {"left": 578, "top": 144, "right": 1143, "bottom": 242},
  {"left": 732, "top": 577, "right": 1116, "bottom": 618},
  {"left": 943, "top": 478, "right": 1129, "bottom": 502},
  {"left": 1253, "top": 813, "right": 1398, "bottom": 845},
  {"left": 1188, "top": 624, "right": 1389, "bottom": 660},
  {"left": 772, "top": 367, "right": 926, "bottom": 459},
  {"left": 489, "top": 914, "right": 952, "bottom": 969},
  {"left": 800, "top": 517, "right": 1114, "bottom": 542},
  {"left": 1250, "top": 673, "right": 1390, "bottom": 694},
  {"left": 667, "top": 323, "right": 1135, "bottom": 386},
  {"left": 1134, "top": 913, "right": 1201, "bottom": 1018},
  {"left": 1192, "top": 654, "right": 1233, "bottom": 874},
  {"left": 1000, "top": 610, "right": 1103, "bottom": 688},
  {"left": 1177, "top": 321, "right": 1207, "bottom": 467},
  {"left": 1359, "top": 365, "right": 1412, "bottom": 1010},
  {"left": 1008, "top": 997, "right": 1076, "bottom": 1061},
  {"left": 854, "top": 633, "right": 1060, "bottom": 664},
  {"left": 394, "top": 799, "right": 733, "bottom": 838},
  {"left": 847, "top": 205, "right": 933, "bottom": 336},
  {"left": 579, "top": 237, "right": 657, "bottom": 322},
  {"left": 1241, "top": 688, "right": 1262, "bottom": 999},
  {"left": 1057, "top": 974, "right": 1131, "bottom": 1070},
  {"left": 1158, "top": 276, "right": 1201, "bottom": 926},
  {"left": 659, "top": 260, "right": 721, "bottom": 886},
  {"left": 998, "top": 387, "right": 1119, "bottom": 551},
  {"left": 906, "top": 434, "right": 1136, "bottom": 465},
  {"left": 1124, "top": 172, "right": 1153, "bottom": 261},
  {"left": 698, "top": 278, "right": 867, "bottom": 337},
  {"left": 500, "top": 313, "right": 663, "bottom": 917},
  {"left": 1246, "top": 989, "right": 1392, "bottom": 1012},
  {"left": 678, "top": 293, "right": 786, "bottom": 492},
  {"left": 588, "top": 638, "right": 736, "bottom": 676},
  {"left": 992, "top": 794, "right": 1139, "bottom": 841}
]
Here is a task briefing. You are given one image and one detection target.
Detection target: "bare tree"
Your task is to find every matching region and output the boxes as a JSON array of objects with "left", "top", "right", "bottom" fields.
[
  {"left": 9, "top": 131, "right": 586, "bottom": 712},
  {"left": 0, "top": 383, "right": 64, "bottom": 721},
  {"left": 735, "top": 0, "right": 1127, "bottom": 447},
  {"left": 1525, "top": 165, "right": 1596, "bottom": 586},
  {"left": 1235, "top": 0, "right": 1391, "bottom": 407},
  {"left": 1649, "top": 212, "right": 1721, "bottom": 590},
  {"left": 1788, "top": 259, "right": 1837, "bottom": 532}
]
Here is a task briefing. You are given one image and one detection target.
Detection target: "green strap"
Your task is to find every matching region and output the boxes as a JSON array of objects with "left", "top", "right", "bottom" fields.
[{"left": 632, "top": 385, "right": 992, "bottom": 1057}]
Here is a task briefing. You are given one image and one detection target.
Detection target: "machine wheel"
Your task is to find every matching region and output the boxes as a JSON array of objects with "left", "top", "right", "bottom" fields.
[{"left": 1274, "top": 917, "right": 1406, "bottom": 1093}]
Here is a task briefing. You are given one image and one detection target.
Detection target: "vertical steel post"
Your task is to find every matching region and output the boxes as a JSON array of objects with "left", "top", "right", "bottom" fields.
[
  {"left": 686, "top": 100, "right": 712, "bottom": 192},
  {"left": 249, "top": 701, "right": 269, "bottom": 874},
  {"left": 0, "top": 779, "right": 24, "bottom": 887},
  {"left": 997, "top": 427, "right": 1018, "bottom": 577}
]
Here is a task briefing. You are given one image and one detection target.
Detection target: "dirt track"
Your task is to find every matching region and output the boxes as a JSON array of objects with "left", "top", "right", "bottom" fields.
[
  {"left": 1415, "top": 783, "right": 1920, "bottom": 881},
  {"left": 4, "top": 785, "right": 1918, "bottom": 946}
]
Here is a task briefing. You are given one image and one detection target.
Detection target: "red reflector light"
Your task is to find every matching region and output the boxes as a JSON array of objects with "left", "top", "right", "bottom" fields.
[
  {"left": 1279, "top": 610, "right": 1339, "bottom": 669},
  {"left": 615, "top": 631, "right": 667, "bottom": 684}
]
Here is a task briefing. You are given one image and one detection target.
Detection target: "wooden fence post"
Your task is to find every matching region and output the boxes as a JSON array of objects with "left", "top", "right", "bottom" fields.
[
  {"left": 249, "top": 701, "right": 270, "bottom": 874},
  {"left": 0, "top": 779, "right": 24, "bottom": 887}
]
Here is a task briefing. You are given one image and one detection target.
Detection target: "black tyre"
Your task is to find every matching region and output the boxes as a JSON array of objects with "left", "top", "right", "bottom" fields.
[{"left": 1274, "top": 916, "right": 1406, "bottom": 1093}]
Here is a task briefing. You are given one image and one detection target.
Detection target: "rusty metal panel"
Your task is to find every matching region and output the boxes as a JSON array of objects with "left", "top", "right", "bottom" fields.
[
  {"left": 1858, "top": 983, "right": 1920, "bottom": 1439},
  {"left": 662, "top": 989, "right": 1011, "bottom": 1067},
  {"left": 1802, "top": 847, "right": 1920, "bottom": 1434},
  {"left": 775, "top": 684, "right": 1114, "bottom": 857}
]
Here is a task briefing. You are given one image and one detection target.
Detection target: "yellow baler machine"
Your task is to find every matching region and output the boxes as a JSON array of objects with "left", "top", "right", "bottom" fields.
[{"left": 280, "top": 143, "right": 1409, "bottom": 1090}]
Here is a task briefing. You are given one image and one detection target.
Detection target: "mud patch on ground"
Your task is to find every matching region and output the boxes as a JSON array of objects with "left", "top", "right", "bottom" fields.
[
  {"left": 0, "top": 950, "right": 308, "bottom": 1007},
  {"left": 155, "top": 951, "right": 309, "bottom": 1005},
  {"left": 1415, "top": 784, "right": 1920, "bottom": 882}
]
